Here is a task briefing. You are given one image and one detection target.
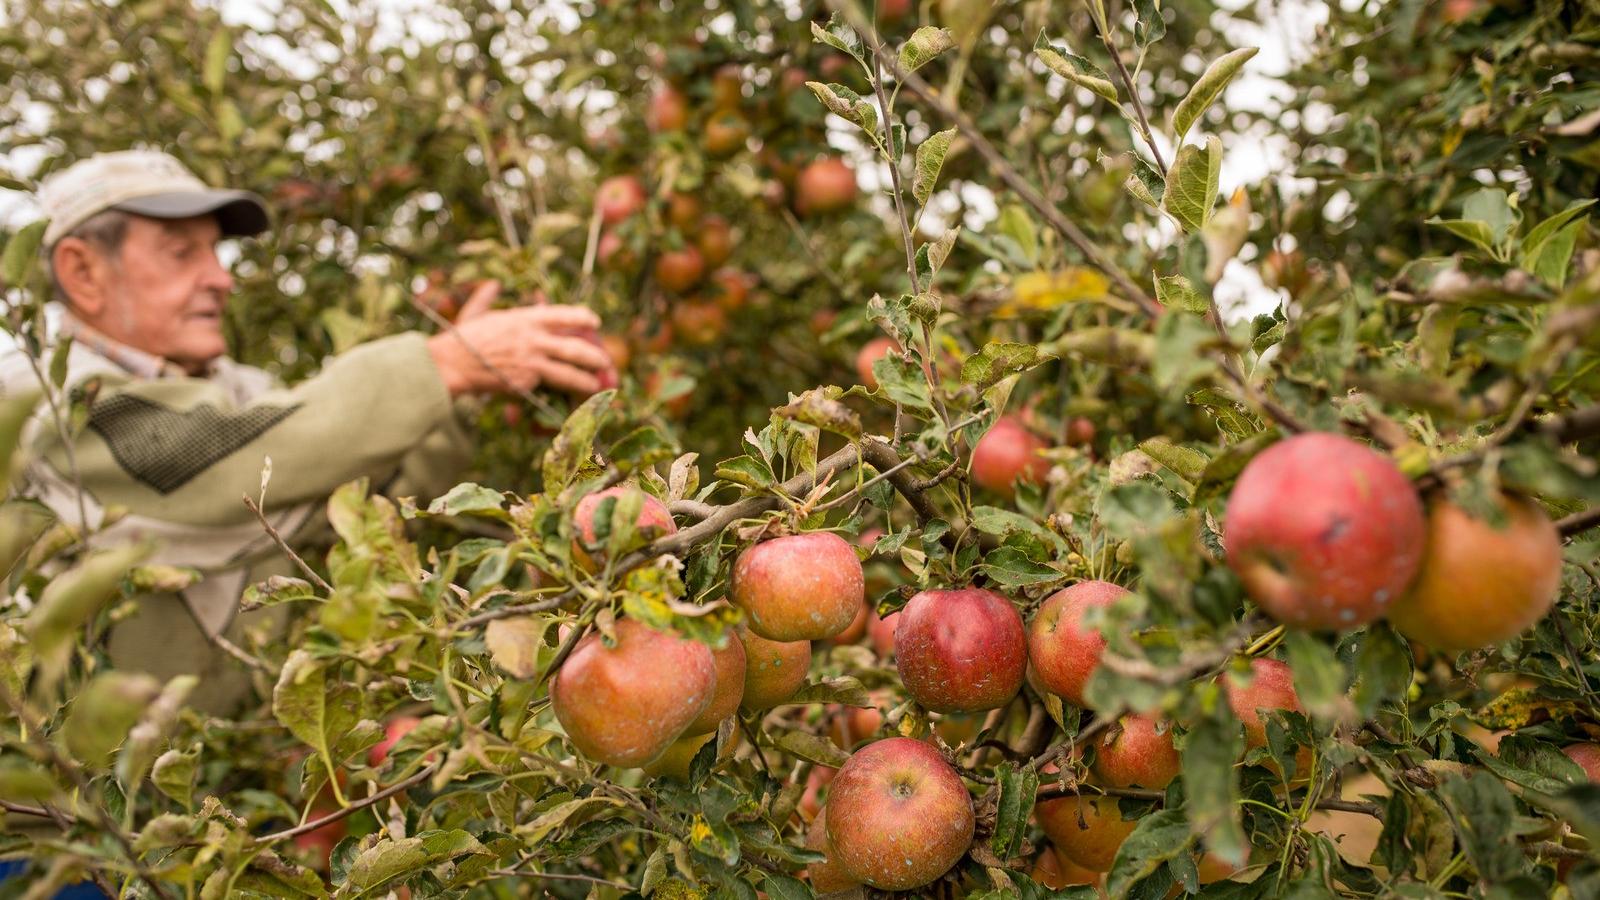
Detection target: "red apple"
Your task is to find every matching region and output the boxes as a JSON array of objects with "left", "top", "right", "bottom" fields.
[
  {"left": 795, "top": 157, "right": 858, "bottom": 216},
  {"left": 697, "top": 216, "right": 735, "bottom": 267},
  {"left": 669, "top": 299, "right": 727, "bottom": 345},
  {"left": 595, "top": 174, "right": 646, "bottom": 225},
  {"left": 1224, "top": 432, "right": 1425, "bottom": 631},
  {"left": 855, "top": 336, "right": 899, "bottom": 389},
  {"left": 806, "top": 806, "right": 863, "bottom": 892},
  {"left": 707, "top": 267, "right": 750, "bottom": 312},
  {"left": 971, "top": 415, "right": 1051, "bottom": 497},
  {"left": 368, "top": 715, "right": 422, "bottom": 767},
  {"left": 572, "top": 486, "right": 677, "bottom": 569},
  {"left": 869, "top": 610, "right": 899, "bottom": 658},
  {"left": 666, "top": 191, "right": 702, "bottom": 231},
  {"left": 1090, "top": 714, "right": 1180, "bottom": 789},
  {"left": 1388, "top": 494, "right": 1562, "bottom": 651},
  {"left": 550, "top": 619, "right": 716, "bottom": 767},
  {"left": 597, "top": 230, "right": 635, "bottom": 272},
  {"left": 1031, "top": 847, "right": 1102, "bottom": 890},
  {"left": 894, "top": 586, "right": 1027, "bottom": 713},
  {"left": 1037, "top": 793, "right": 1135, "bottom": 873},
  {"left": 1027, "top": 580, "right": 1130, "bottom": 709},
  {"left": 1223, "top": 657, "right": 1313, "bottom": 778},
  {"left": 646, "top": 84, "right": 689, "bottom": 132},
  {"left": 731, "top": 532, "right": 864, "bottom": 641},
  {"left": 684, "top": 633, "right": 746, "bottom": 736},
  {"left": 641, "top": 730, "right": 717, "bottom": 780},
  {"left": 825, "top": 737, "right": 975, "bottom": 891},
  {"left": 654, "top": 246, "right": 706, "bottom": 294},
  {"left": 1564, "top": 744, "right": 1600, "bottom": 781},
  {"left": 703, "top": 110, "right": 750, "bottom": 156},
  {"left": 1066, "top": 416, "right": 1096, "bottom": 448},
  {"left": 739, "top": 628, "right": 812, "bottom": 710}
]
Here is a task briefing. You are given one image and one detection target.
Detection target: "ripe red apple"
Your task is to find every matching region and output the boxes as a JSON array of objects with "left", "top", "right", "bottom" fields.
[
  {"left": 732, "top": 532, "right": 864, "bottom": 641},
  {"left": 703, "top": 111, "right": 750, "bottom": 157},
  {"left": 869, "top": 610, "right": 899, "bottom": 658},
  {"left": 876, "top": 0, "right": 912, "bottom": 24},
  {"left": 292, "top": 809, "right": 347, "bottom": 870},
  {"left": 597, "top": 230, "right": 636, "bottom": 272},
  {"left": 832, "top": 597, "right": 871, "bottom": 645},
  {"left": 795, "top": 157, "right": 858, "bottom": 216},
  {"left": 595, "top": 174, "right": 647, "bottom": 225},
  {"left": 828, "top": 692, "right": 887, "bottom": 750},
  {"left": 799, "top": 765, "right": 835, "bottom": 820},
  {"left": 1031, "top": 847, "right": 1102, "bottom": 890},
  {"left": 971, "top": 415, "right": 1051, "bottom": 497},
  {"left": 707, "top": 267, "right": 750, "bottom": 312},
  {"left": 684, "top": 634, "right": 746, "bottom": 736},
  {"left": 1037, "top": 794, "right": 1136, "bottom": 873},
  {"left": 1223, "top": 657, "right": 1312, "bottom": 777},
  {"left": 654, "top": 246, "right": 706, "bottom": 294},
  {"left": 643, "top": 367, "right": 692, "bottom": 420},
  {"left": 895, "top": 586, "right": 1027, "bottom": 713},
  {"left": 666, "top": 191, "right": 702, "bottom": 231},
  {"left": 1090, "top": 714, "right": 1180, "bottom": 789},
  {"left": 1388, "top": 494, "right": 1562, "bottom": 651},
  {"left": 806, "top": 806, "right": 863, "bottom": 892},
  {"left": 696, "top": 216, "right": 734, "bottom": 267},
  {"left": 855, "top": 336, "right": 899, "bottom": 389},
  {"left": 572, "top": 486, "right": 677, "bottom": 569},
  {"left": 1224, "top": 432, "right": 1425, "bottom": 631},
  {"left": 641, "top": 730, "right": 717, "bottom": 780},
  {"left": 599, "top": 334, "right": 631, "bottom": 372},
  {"left": 1027, "top": 580, "right": 1130, "bottom": 709},
  {"left": 825, "top": 737, "right": 975, "bottom": 891},
  {"left": 550, "top": 619, "right": 716, "bottom": 767},
  {"left": 368, "top": 715, "right": 422, "bottom": 767},
  {"left": 1564, "top": 744, "right": 1600, "bottom": 781},
  {"left": 646, "top": 84, "right": 689, "bottom": 132},
  {"left": 1066, "top": 416, "right": 1096, "bottom": 448},
  {"left": 710, "top": 64, "right": 743, "bottom": 109},
  {"left": 739, "top": 628, "right": 812, "bottom": 710},
  {"left": 669, "top": 299, "right": 727, "bottom": 345},
  {"left": 809, "top": 308, "right": 840, "bottom": 337}
]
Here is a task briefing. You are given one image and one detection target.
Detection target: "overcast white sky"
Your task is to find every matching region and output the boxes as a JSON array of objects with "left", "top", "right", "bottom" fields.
[{"left": 3, "top": 0, "right": 1336, "bottom": 319}]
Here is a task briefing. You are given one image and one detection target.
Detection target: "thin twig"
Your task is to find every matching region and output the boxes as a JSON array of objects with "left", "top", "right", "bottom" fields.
[
  {"left": 209, "top": 632, "right": 270, "bottom": 672},
  {"left": 242, "top": 493, "right": 332, "bottom": 594},
  {"left": 485, "top": 867, "right": 634, "bottom": 889},
  {"left": 1558, "top": 506, "right": 1600, "bottom": 537},
  {"left": 253, "top": 762, "right": 440, "bottom": 845},
  {"left": 1095, "top": 24, "right": 1168, "bottom": 173}
]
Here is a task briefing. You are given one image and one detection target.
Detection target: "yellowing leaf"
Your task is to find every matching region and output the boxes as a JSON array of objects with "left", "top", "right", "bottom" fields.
[{"left": 1002, "top": 268, "right": 1110, "bottom": 315}]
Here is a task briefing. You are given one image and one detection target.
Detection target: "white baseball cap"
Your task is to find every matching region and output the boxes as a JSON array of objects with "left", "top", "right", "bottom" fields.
[{"left": 37, "top": 149, "right": 270, "bottom": 247}]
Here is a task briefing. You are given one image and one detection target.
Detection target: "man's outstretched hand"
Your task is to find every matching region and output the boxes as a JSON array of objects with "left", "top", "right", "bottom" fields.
[{"left": 426, "top": 280, "right": 618, "bottom": 398}]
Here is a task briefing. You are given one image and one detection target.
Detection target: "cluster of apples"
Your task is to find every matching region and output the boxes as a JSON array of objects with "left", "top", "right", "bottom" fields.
[{"left": 1224, "top": 432, "right": 1564, "bottom": 650}]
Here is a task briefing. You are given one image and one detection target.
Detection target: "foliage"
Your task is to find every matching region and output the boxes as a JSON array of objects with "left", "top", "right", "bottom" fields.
[{"left": 1, "top": 0, "right": 1599, "bottom": 897}]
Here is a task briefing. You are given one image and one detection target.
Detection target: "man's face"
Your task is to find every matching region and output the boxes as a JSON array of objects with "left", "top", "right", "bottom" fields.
[{"left": 96, "top": 214, "right": 235, "bottom": 373}]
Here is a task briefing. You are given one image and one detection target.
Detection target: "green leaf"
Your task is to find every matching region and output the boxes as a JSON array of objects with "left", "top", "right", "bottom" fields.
[
  {"left": 116, "top": 674, "right": 197, "bottom": 793},
  {"left": 426, "top": 482, "right": 508, "bottom": 519},
  {"left": 338, "top": 830, "right": 488, "bottom": 895},
  {"left": 1105, "top": 808, "right": 1193, "bottom": 897},
  {"left": 62, "top": 672, "right": 161, "bottom": 767},
  {"left": 1125, "top": 155, "right": 1165, "bottom": 208},
  {"left": 1136, "top": 437, "right": 1208, "bottom": 484},
  {"left": 203, "top": 29, "right": 231, "bottom": 94},
  {"left": 1152, "top": 311, "right": 1217, "bottom": 390},
  {"left": 1282, "top": 631, "right": 1344, "bottom": 721},
  {"left": 1182, "top": 699, "right": 1247, "bottom": 865},
  {"left": 763, "top": 872, "right": 815, "bottom": 900},
  {"left": 151, "top": 745, "right": 199, "bottom": 809},
  {"left": 788, "top": 676, "right": 871, "bottom": 707},
  {"left": 1425, "top": 218, "right": 1496, "bottom": 255},
  {"left": 778, "top": 388, "right": 862, "bottom": 440},
  {"left": 714, "top": 454, "right": 776, "bottom": 490},
  {"left": 1, "top": 220, "right": 46, "bottom": 287},
  {"left": 1520, "top": 199, "right": 1593, "bottom": 288},
  {"left": 961, "top": 341, "right": 1046, "bottom": 392},
  {"left": 0, "top": 390, "right": 42, "bottom": 488},
  {"left": 899, "top": 26, "right": 954, "bottom": 73},
  {"left": 1352, "top": 624, "right": 1411, "bottom": 719},
  {"left": 805, "top": 81, "right": 878, "bottom": 136},
  {"left": 1163, "top": 136, "right": 1222, "bottom": 233},
  {"left": 1155, "top": 274, "right": 1208, "bottom": 313},
  {"left": 273, "top": 650, "right": 361, "bottom": 799},
  {"left": 870, "top": 350, "right": 934, "bottom": 410},
  {"left": 26, "top": 542, "right": 152, "bottom": 690},
  {"left": 1034, "top": 33, "right": 1118, "bottom": 103},
  {"left": 1436, "top": 772, "right": 1523, "bottom": 884},
  {"left": 913, "top": 127, "right": 957, "bottom": 206},
  {"left": 809, "top": 14, "right": 864, "bottom": 63},
  {"left": 1172, "top": 47, "right": 1259, "bottom": 142},
  {"left": 1463, "top": 188, "right": 1517, "bottom": 244},
  {"left": 978, "top": 546, "right": 1062, "bottom": 588},
  {"left": 772, "top": 730, "right": 851, "bottom": 768},
  {"left": 541, "top": 389, "right": 614, "bottom": 492},
  {"left": 987, "top": 761, "right": 1039, "bottom": 860}
]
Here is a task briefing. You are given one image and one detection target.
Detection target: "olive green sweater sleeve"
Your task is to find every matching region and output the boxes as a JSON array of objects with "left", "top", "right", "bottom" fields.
[{"left": 44, "top": 333, "right": 464, "bottom": 528}]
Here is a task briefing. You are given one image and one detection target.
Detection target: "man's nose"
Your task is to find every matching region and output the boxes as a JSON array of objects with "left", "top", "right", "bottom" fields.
[{"left": 201, "top": 247, "right": 235, "bottom": 294}]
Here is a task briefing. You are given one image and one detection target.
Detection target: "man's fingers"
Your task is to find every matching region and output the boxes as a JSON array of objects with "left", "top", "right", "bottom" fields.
[
  {"left": 521, "top": 304, "right": 601, "bottom": 331},
  {"left": 456, "top": 279, "right": 502, "bottom": 322},
  {"left": 531, "top": 332, "right": 614, "bottom": 373},
  {"left": 533, "top": 358, "right": 603, "bottom": 397}
]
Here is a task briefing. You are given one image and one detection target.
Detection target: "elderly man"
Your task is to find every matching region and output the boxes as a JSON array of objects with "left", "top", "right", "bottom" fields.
[{"left": 0, "top": 149, "right": 614, "bottom": 713}]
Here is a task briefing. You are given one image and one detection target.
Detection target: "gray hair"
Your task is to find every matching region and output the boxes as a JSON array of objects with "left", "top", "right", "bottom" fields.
[{"left": 49, "top": 208, "right": 133, "bottom": 305}]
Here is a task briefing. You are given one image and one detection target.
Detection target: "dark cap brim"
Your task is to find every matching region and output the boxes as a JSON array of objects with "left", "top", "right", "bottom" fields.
[{"left": 111, "top": 189, "right": 271, "bottom": 238}]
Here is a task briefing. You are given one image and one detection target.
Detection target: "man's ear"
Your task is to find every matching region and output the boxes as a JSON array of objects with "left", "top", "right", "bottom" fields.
[{"left": 51, "top": 237, "right": 111, "bottom": 316}]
